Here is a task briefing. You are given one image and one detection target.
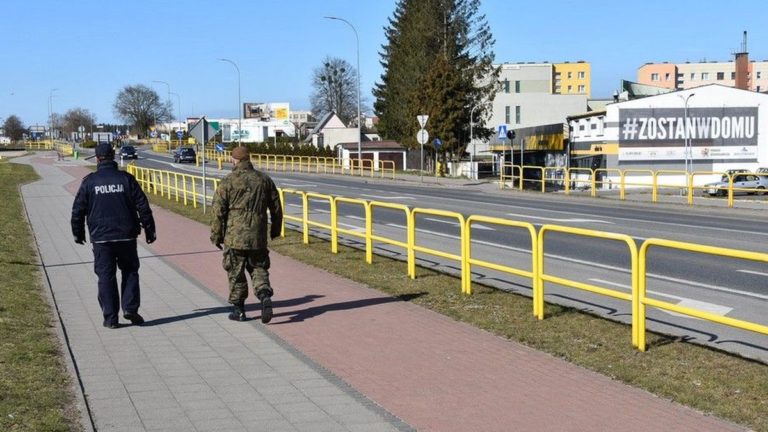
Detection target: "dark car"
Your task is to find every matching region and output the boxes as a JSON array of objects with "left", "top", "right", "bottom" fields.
[
  {"left": 174, "top": 147, "right": 197, "bottom": 163},
  {"left": 119, "top": 145, "right": 138, "bottom": 159}
]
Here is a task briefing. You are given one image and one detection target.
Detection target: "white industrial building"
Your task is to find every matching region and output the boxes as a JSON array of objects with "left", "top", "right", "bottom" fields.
[{"left": 569, "top": 84, "right": 768, "bottom": 185}]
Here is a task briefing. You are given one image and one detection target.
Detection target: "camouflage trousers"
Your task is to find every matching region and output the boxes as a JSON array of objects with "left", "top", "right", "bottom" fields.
[{"left": 222, "top": 248, "right": 273, "bottom": 304}]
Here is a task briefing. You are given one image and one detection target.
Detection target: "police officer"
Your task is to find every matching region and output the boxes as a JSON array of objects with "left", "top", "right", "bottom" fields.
[
  {"left": 71, "top": 142, "right": 156, "bottom": 329},
  {"left": 210, "top": 146, "right": 282, "bottom": 323}
]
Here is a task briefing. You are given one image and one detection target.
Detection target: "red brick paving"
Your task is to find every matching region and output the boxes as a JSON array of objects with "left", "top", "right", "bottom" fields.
[{"left": 58, "top": 161, "right": 746, "bottom": 432}]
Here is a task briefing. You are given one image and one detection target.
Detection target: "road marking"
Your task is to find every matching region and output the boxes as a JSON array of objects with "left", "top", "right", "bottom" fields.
[
  {"left": 737, "top": 269, "right": 768, "bottom": 277},
  {"left": 347, "top": 215, "right": 366, "bottom": 221},
  {"left": 281, "top": 182, "right": 317, "bottom": 188},
  {"left": 589, "top": 279, "right": 734, "bottom": 318},
  {"left": 505, "top": 213, "right": 613, "bottom": 224},
  {"left": 360, "top": 194, "right": 415, "bottom": 200},
  {"left": 337, "top": 222, "right": 365, "bottom": 232}
]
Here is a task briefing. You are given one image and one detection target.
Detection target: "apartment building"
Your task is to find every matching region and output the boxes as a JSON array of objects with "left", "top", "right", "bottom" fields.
[{"left": 553, "top": 61, "right": 591, "bottom": 97}]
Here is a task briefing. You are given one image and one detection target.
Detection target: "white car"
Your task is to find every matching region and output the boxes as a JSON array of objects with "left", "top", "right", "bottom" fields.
[{"left": 705, "top": 173, "right": 768, "bottom": 196}]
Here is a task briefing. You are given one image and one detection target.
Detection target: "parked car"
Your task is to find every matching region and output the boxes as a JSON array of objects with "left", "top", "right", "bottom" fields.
[
  {"left": 756, "top": 167, "right": 768, "bottom": 174},
  {"left": 705, "top": 173, "right": 768, "bottom": 196},
  {"left": 174, "top": 147, "right": 196, "bottom": 163},
  {"left": 119, "top": 145, "right": 138, "bottom": 159}
]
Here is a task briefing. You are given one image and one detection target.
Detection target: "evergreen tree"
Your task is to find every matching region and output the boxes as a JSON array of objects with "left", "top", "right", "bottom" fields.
[{"left": 374, "top": 0, "right": 499, "bottom": 160}]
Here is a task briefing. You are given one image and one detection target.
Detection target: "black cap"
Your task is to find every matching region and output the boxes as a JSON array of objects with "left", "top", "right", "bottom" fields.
[{"left": 95, "top": 143, "right": 115, "bottom": 157}]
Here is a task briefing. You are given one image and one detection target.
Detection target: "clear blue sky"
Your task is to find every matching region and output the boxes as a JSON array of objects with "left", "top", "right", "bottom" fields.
[{"left": 2, "top": 0, "right": 766, "bottom": 126}]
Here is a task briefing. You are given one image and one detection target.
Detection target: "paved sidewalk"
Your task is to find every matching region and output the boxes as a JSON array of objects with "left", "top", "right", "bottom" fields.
[{"left": 19, "top": 153, "right": 747, "bottom": 431}]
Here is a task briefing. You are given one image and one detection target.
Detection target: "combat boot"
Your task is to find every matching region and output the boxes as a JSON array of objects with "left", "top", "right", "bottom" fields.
[
  {"left": 228, "top": 301, "right": 246, "bottom": 322},
  {"left": 260, "top": 296, "right": 273, "bottom": 324}
]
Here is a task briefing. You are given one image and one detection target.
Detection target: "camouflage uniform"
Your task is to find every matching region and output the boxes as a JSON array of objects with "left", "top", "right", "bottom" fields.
[{"left": 210, "top": 158, "right": 283, "bottom": 308}]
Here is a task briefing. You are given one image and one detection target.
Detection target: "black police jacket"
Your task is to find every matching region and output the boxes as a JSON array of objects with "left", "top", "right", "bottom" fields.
[{"left": 71, "top": 161, "right": 155, "bottom": 243}]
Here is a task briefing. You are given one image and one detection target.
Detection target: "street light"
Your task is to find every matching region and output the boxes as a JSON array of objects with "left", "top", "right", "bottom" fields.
[
  {"left": 678, "top": 92, "right": 696, "bottom": 177},
  {"left": 152, "top": 80, "right": 171, "bottom": 151},
  {"left": 324, "top": 16, "right": 361, "bottom": 169},
  {"left": 170, "top": 92, "right": 182, "bottom": 149},
  {"left": 469, "top": 105, "right": 478, "bottom": 180},
  {"left": 218, "top": 58, "right": 242, "bottom": 147},
  {"left": 48, "top": 88, "right": 59, "bottom": 143}
]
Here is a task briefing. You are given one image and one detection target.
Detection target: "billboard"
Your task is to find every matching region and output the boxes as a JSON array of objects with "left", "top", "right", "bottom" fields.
[
  {"left": 244, "top": 102, "right": 290, "bottom": 121},
  {"left": 618, "top": 107, "right": 758, "bottom": 161}
]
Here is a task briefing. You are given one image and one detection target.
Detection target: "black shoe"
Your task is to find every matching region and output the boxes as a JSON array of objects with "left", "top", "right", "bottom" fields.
[
  {"left": 123, "top": 312, "right": 144, "bottom": 326},
  {"left": 228, "top": 303, "right": 247, "bottom": 322},
  {"left": 103, "top": 320, "right": 119, "bottom": 329},
  {"left": 260, "top": 297, "right": 273, "bottom": 324}
]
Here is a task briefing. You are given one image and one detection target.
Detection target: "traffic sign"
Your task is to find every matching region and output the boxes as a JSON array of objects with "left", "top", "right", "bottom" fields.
[
  {"left": 188, "top": 118, "right": 217, "bottom": 144},
  {"left": 176, "top": 130, "right": 183, "bottom": 139},
  {"left": 416, "top": 129, "right": 429, "bottom": 145},
  {"left": 498, "top": 124, "right": 507, "bottom": 139},
  {"left": 150, "top": 130, "right": 158, "bottom": 138},
  {"left": 417, "top": 115, "right": 429, "bottom": 129},
  {"left": 215, "top": 143, "right": 224, "bottom": 152},
  {"left": 433, "top": 138, "right": 442, "bottom": 148}
]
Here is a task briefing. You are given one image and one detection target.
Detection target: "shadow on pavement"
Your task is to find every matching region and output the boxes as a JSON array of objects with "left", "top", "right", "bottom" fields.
[{"left": 271, "top": 292, "right": 427, "bottom": 324}]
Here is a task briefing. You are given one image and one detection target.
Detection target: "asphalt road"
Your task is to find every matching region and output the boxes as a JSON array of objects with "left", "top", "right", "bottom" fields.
[{"left": 132, "top": 149, "right": 768, "bottom": 362}]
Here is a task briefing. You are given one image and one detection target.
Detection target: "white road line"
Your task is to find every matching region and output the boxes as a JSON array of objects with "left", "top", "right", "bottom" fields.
[
  {"left": 337, "top": 222, "right": 365, "bottom": 232},
  {"left": 347, "top": 215, "right": 366, "bottom": 221},
  {"left": 589, "top": 278, "right": 734, "bottom": 318},
  {"left": 425, "top": 217, "right": 459, "bottom": 225},
  {"left": 737, "top": 269, "right": 768, "bottom": 277},
  {"left": 281, "top": 183, "right": 317, "bottom": 188},
  {"left": 505, "top": 212, "right": 614, "bottom": 224},
  {"left": 360, "top": 194, "right": 415, "bottom": 200}
]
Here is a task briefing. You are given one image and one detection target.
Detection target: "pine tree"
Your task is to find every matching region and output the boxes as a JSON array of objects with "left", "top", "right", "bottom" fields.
[{"left": 374, "top": 0, "right": 499, "bottom": 160}]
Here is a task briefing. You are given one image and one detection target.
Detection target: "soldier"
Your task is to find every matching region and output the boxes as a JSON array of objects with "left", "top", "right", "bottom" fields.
[
  {"left": 210, "top": 146, "right": 283, "bottom": 323},
  {"left": 71, "top": 142, "right": 156, "bottom": 329}
]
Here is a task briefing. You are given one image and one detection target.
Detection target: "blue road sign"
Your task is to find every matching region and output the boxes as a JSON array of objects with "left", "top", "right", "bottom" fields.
[
  {"left": 150, "top": 130, "right": 158, "bottom": 138},
  {"left": 497, "top": 124, "right": 507, "bottom": 139},
  {"left": 433, "top": 138, "right": 442, "bottom": 148},
  {"left": 176, "top": 130, "right": 183, "bottom": 138},
  {"left": 215, "top": 143, "right": 224, "bottom": 152}
]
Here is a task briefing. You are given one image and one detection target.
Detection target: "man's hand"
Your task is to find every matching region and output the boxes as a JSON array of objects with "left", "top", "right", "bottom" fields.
[
  {"left": 74, "top": 236, "right": 85, "bottom": 245},
  {"left": 214, "top": 243, "right": 223, "bottom": 250},
  {"left": 145, "top": 231, "right": 157, "bottom": 244},
  {"left": 270, "top": 224, "right": 281, "bottom": 240}
]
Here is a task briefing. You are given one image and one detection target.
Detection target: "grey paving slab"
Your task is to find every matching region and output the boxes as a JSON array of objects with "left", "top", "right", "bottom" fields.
[{"left": 18, "top": 154, "right": 409, "bottom": 432}]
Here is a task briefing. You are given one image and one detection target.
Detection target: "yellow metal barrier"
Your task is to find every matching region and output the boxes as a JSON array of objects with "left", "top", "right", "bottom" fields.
[
  {"left": 379, "top": 160, "right": 396, "bottom": 179},
  {"left": 304, "top": 192, "right": 336, "bottom": 248},
  {"left": 638, "top": 238, "right": 768, "bottom": 351},
  {"left": 594, "top": 169, "right": 622, "bottom": 196},
  {"left": 408, "top": 208, "right": 467, "bottom": 293},
  {"left": 621, "top": 170, "right": 654, "bottom": 202},
  {"left": 652, "top": 170, "right": 688, "bottom": 203},
  {"left": 26, "top": 141, "right": 54, "bottom": 150},
  {"left": 333, "top": 197, "right": 372, "bottom": 261},
  {"left": 278, "top": 189, "right": 307, "bottom": 243},
  {"left": 499, "top": 164, "right": 522, "bottom": 190},
  {"left": 369, "top": 201, "right": 411, "bottom": 266},
  {"left": 464, "top": 215, "right": 537, "bottom": 297},
  {"left": 536, "top": 224, "right": 639, "bottom": 347},
  {"left": 522, "top": 165, "right": 545, "bottom": 193},
  {"left": 565, "top": 168, "right": 594, "bottom": 195}
]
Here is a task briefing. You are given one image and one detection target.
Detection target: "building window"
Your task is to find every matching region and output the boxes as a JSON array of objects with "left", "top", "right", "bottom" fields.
[
  {"left": 567, "top": 72, "right": 572, "bottom": 79},
  {"left": 515, "top": 106, "right": 521, "bottom": 124},
  {"left": 505, "top": 106, "right": 510, "bottom": 124},
  {"left": 731, "top": 72, "right": 736, "bottom": 80},
  {"left": 503, "top": 80, "right": 510, "bottom": 93},
  {"left": 665, "top": 73, "right": 671, "bottom": 81},
  {"left": 690, "top": 73, "right": 696, "bottom": 80},
  {"left": 578, "top": 71, "right": 585, "bottom": 79},
  {"left": 515, "top": 80, "right": 520, "bottom": 93},
  {"left": 717, "top": 72, "right": 724, "bottom": 80},
  {"left": 758, "top": 71, "right": 762, "bottom": 79},
  {"left": 701, "top": 72, "right": 709, "bottom": 80},
  {"left": 758, "top": 86, "right": 762, "bottom": 92},
  {"left": 651, "top": 73, "right": 659, "bottom": 81},
  {"left": 567, "top": 85, "right": 572, "bottom": 92},
  {"left": 578, "top": 85, "right": 585, "bottom": 93}
]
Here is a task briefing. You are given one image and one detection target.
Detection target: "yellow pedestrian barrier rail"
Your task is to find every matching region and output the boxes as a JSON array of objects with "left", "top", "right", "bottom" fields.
[
  {"left": 127, "top": 164, "right": 768, "bottom": 353},
  {"left": 535, "top": 225, "right": 639, "bottom": 347},
  {"left": 464, "top": 216, "right": 537, "bottom": 297},
  {"left": 637, "top": 238, "right": 768, "bottom": 351}
]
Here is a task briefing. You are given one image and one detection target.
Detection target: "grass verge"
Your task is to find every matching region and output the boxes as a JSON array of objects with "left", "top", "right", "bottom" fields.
[
  {"left": 146, "top": 192, "right": 768, "bottom": 431},
  {"left": 0, "top": 161, "right": 82, "bottom": 431}
]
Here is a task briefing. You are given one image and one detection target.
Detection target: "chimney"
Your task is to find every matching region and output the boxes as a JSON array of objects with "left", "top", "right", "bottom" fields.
[{"left": 734, "top": 31, "right": 749, "bottom": 90}]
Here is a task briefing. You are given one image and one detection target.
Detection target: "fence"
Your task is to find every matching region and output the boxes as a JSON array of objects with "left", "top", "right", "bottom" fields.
[{"left": 129, "top": 165, "right": 768, "bottom": 353}]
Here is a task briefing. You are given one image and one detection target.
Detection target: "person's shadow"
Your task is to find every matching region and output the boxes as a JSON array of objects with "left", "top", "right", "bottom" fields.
[{"left": 142, "top": 292, "right": 426, "bottom": 326}]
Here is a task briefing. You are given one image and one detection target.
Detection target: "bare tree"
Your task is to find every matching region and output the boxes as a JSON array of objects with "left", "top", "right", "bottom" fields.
[
  {"left": 113, "top": 84, "right": 171, "bottom": 138},
  {"left": 62, "top": 108, "right": 96, "bottom": 137},
  {"left": 3, "top": 115, "right": 25, "bottom": 142},
  {"left": 310, "top": 56, "right": 357, "bottom": 125}
]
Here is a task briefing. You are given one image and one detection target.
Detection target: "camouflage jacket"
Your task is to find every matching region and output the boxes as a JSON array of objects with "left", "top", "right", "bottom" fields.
[{"left": 210, "top": 160, "right": 283, "bottom": 250}]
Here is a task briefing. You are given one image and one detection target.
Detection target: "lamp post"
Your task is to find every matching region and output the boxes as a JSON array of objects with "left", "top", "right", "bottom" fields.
[
  {"left": 48, "top": 88, "right": 59, "bottom": 143},
  {"left": 469, "top": 105, "right": 478, "bottom": 180},
  {"left": 324, "top": 16, "right": 361, "bottom": 169},
  {"left": 678, "top": 92, "right": 696, "bottom": 177},
  {"left": 170, "top": 92, "right": 182, "bottom": 149},
  {"left": 218, "top": 58, "right": 242, "bottom": 147},
  {"left": 152, "top": 80, "right": 171, "bottom": 151}
]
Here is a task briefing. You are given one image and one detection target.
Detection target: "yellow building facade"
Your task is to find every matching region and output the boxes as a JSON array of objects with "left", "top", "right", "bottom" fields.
[{"left": 553, "top": 62, "right": 591, "bottom": 97}]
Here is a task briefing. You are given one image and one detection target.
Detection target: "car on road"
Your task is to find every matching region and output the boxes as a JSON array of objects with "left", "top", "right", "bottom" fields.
[
  {"left": 173, "top": 147, "right": 196, "bottom": 163},
  {"left": 705, "top": 173, "right": 768, "bottom": 196},
  {"left": 119, "top": 145, "right": 138, "bottom": 159}
]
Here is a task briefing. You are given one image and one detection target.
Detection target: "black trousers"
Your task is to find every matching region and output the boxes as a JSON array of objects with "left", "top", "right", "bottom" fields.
[{"left": 93, "top": 240, "right": 140, "bottom": 324}]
